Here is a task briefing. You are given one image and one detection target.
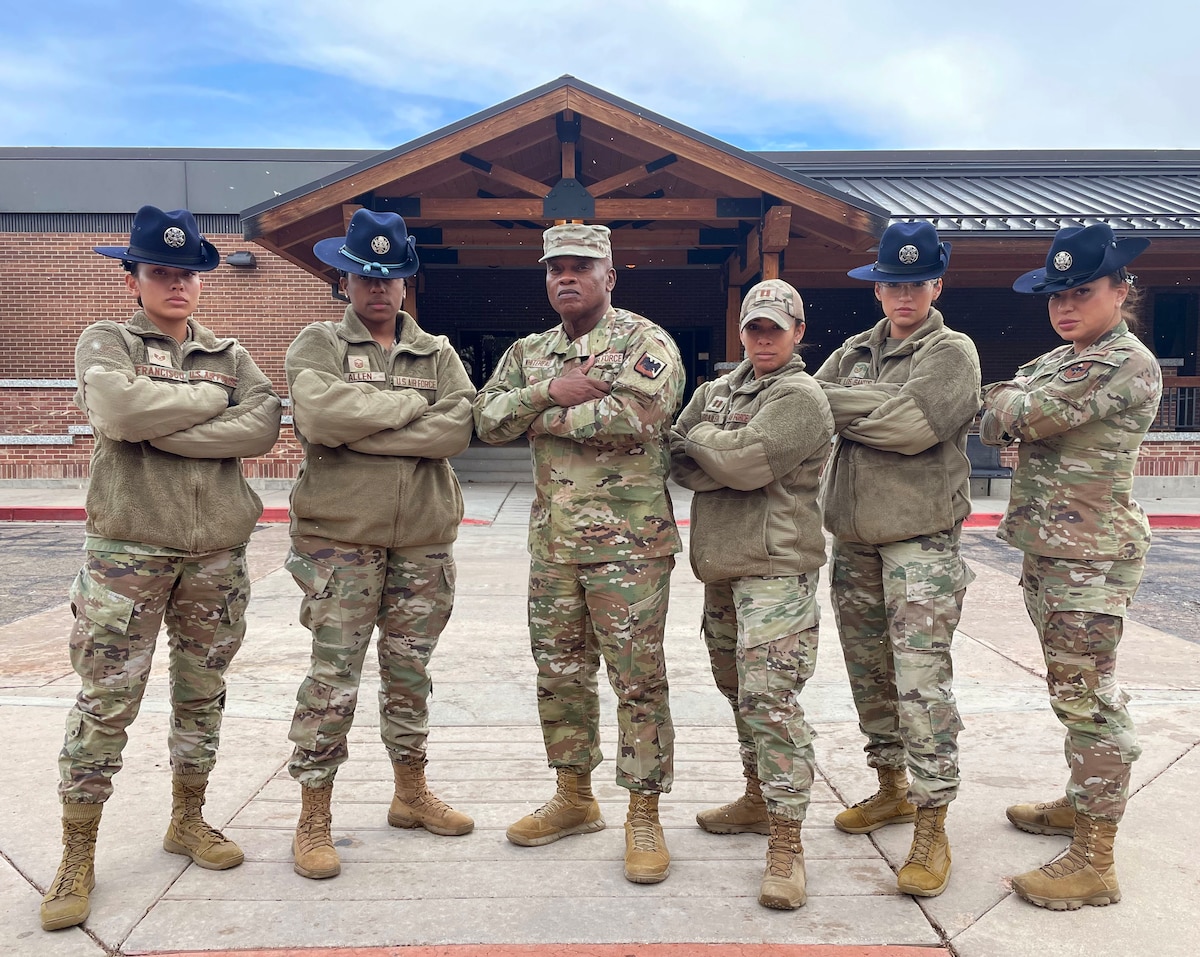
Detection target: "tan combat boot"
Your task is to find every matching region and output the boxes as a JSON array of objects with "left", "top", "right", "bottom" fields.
[
  {"left": 162, "top": 772, "right": 244, "bottom": 869},
  {"left": 387, "top": 757, "right": 474, "bottom": 836},
  {"left": 897, "top": 805, "right": 951, "bottom": 897},
  {"left": 834, "top": 766, "right": 917, "bottom": 833},
  {"left": 1006, "top": 795, "right": 1075, "bottom": 836},
  {"left": 1011, "top": 814, "right": 1121, "bottom": 910},
  {"left": 293, "top": 784, "right": 340, "bottom": 880},
  {"left": 40, "top": 803, "right": 102, "bottom": 932},
  {"left": 759, "top": 814, "right": 806, "bottom": 910},
  {"left": 506, "top": 769, "right": 605, "bottom": 847},
  {"left": 696, "top": 759, "right": 770, "bottom": 836},
  {"left": 624, "top": 792, "right": 670, "bottom": 884}
]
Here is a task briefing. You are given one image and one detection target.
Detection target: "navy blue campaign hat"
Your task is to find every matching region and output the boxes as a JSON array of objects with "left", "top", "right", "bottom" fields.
[
  {"left": 848, "top": 221, "right": 951, "bottom": 283},
  {"left": 1013, "top": 223, "right": 1150, "bottom": 294},
  {"left": 314, "top": 209, "right": 419, "bottom": 279},
  {"left": 94, "top": 205, "right": 220, "bottom": 271}
]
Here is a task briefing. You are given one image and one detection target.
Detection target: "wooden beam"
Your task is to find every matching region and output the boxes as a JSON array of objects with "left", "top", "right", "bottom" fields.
[
  {"left": 728, "top": 237, "right": 762, "bottom": 287},
  {"left": 460, "top": 153, "right": 550, "bottom": 198},
  {"left": 405, "top": 197, "right": 763, "bottom": 221},
  {"left": 246, "top": 89, "right": 570, "bottom": 237},
  {"left": 423, "top": 226, "right": 730, "bottom": 249},
  {"left": 564, "top": 87, "right": 885, "bottom": 249},
  {"left": 762, "top": 206, "right": 792, "bottom": 253},
  {"left": 588, "top": 155, "right": 678, "bottom": 198},
  {"left": 561, "top": 109, "right": 576, "bottom": 179}
]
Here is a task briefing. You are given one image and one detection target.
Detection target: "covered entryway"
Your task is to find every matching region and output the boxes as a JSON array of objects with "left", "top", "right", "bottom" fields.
[{"left": 241, "top": 76, "right": 890, "bottom": 396}]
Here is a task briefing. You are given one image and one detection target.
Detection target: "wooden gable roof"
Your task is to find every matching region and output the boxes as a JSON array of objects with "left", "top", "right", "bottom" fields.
[{"left": 241, "top": 76, "right": 889, "bottom": 284}]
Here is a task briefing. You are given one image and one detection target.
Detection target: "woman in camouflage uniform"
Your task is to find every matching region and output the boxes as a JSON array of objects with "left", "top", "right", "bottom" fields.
[
  {"left": 814, "top": 221, "right": 980, "bottom": 899},
  {"left": 671, "top": 280, "right": 833, "bottom": 910},
  {"left": 981, "top": 224, "right": 1161, "bottom": 911}
]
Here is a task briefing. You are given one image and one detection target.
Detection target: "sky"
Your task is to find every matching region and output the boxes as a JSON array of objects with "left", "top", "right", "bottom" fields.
[{"left": 3, "top": 0, "right": 1196, "bottom": 153}]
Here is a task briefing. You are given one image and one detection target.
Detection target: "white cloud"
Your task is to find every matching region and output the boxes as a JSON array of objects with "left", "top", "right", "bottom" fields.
[{"left": 3, "top": 0, "right": 1198, "bottom": 149}]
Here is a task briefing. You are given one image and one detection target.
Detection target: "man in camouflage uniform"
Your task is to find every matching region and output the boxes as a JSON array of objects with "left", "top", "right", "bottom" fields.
[
  {"left": 473, "top": 223, "right": 683, "bottom": 884},
  {"left": 43, "top": 206, "right": 281, "bottom": 932},
  {"left": 982, "top": 224, "right": 1161, "bottom": 910},
  {"left": 285, "top": 210, "right": 476, "bottom": 881},
  {"left": 814, "top": 222, "right": 980, "bottom": 899}
]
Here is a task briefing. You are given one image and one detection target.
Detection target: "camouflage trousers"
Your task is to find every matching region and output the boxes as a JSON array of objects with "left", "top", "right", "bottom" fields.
[
  {"left": 528, "top": 555, "right": 675, "bottom": 793},
  {"left": 703, "top": 573, "right": 820, "bottom": 821},
  {"left": 58, "top": 545, "right": 249, "bottom": 804},
  {"left": 830, "top": 527, "right": 974, "bottom": 807},
  {"left": 1020, "top": 552, "right": 1143, "bottom": 822},
  {"left": 286, "top": 536, "right": 456, "bottom": 788}
]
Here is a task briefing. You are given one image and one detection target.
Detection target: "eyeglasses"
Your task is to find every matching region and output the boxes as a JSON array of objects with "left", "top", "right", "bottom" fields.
[{"left": 879, "top": 280, "right": 939, "bottom": 291}]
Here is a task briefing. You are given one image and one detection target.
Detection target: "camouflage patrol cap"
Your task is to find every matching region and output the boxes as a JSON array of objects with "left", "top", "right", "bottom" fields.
[
  {"left": 740, "top": 279, "right": 805, "bottom": 331},
  {"left": 539, "top": 223, "right": 612, "bottom": 262}
]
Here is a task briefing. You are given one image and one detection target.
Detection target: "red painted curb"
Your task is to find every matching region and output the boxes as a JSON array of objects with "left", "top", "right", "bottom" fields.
[{"left": 137, "top": 946, "right": 949, "bottom": 957}]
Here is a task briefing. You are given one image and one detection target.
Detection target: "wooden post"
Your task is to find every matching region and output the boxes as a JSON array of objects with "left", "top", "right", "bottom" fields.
[
  {"left": 726, "top": 283, "right": 742, "bottom": 363},
  {"left": 762, "top": 252, "right": 780, "bottom": 280},
  {"left": 561, "top": 110, "right": 576, "bottom": 179}
]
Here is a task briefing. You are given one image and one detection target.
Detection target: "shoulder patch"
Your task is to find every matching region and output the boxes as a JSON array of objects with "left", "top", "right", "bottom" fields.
[
  {"left": 634, "top": 351, "right": 667, "bottom": 380},
  {"left": 1059, "top": 361, "right": 1093, "bottom": 383}
]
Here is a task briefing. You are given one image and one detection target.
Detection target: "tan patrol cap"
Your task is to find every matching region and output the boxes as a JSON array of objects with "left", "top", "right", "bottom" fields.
[
  {"left": 539, "top": 223, "right": 612, "bottom": 262},
  {"left": 740, "top": 279, "right": 805, "bottom": 331}
]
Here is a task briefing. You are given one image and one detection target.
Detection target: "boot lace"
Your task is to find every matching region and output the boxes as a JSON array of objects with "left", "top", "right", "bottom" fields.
[
  {"left": 628, "top": 796, "right": 660, "bottom": 851},
  {"left": 48, "top": 822, "right": 94, "bottom": 897},
  {"left": 297, "top": 805, "right": 334, "bottom": 852},
  {"left": 532, "top": 792, "right": 572, "bottom": 819},
  {"left": 904, "top": 815, "right": 938, "bottom": 867},
  {"left": 1039, "top": 818, "right": 1097, "bottom": 879},
  {"left": 1035, "top": 796, "right": 1072, "bottom": 811},
  {"left": 178, "top": 781, "right": 233, "bottom": 846},
  {"left": 767, "top": 820, "right": 803, "bottom": 877}
]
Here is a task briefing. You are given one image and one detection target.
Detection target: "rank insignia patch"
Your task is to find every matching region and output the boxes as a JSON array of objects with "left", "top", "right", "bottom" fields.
[
  {"left": 634, "top": 351, "right": 666, "bottom": 379},
  {"left": 347, "top": 356, "right": 370, "bottom": 373},
  {"left": 1059, "top": 361, "right": 1093, "bottom": 382}
]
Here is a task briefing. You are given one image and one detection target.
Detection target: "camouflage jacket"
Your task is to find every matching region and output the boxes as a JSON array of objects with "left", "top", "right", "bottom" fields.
[
  {"left": 473, "top": 306, "right": 683, "bottom": 563},
  {"left": 75, "top": 311, "right": 281, "bottom": 554},
  {"left": 980, "top": 321, "right": 1162, "bottom": 560},
  {"left": 670, "top": 354, "right": 833, "bottom": 583},
  {"left": 813, "top": 308, "right": 981, "bottom": 544},
  {"left": 287, "top": 306, "right": 475, "bottom": 548}
]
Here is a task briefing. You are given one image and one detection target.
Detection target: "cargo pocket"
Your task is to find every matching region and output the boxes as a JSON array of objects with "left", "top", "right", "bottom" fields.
[
  {"left": 206, "top": 586, "right": 249, "bottom": 670},
  {"left": 286, "top": 549, "right": 335, "bottom": 599},
  {"left": 617, "top": 582, "right": 671, "bottom": 681},
  {"left": 741, "top": 596, "right": 819, "bottom": 695},
  {"left": 68, "top": 570, "right": 137, "bottom": 690},
  {"left": 900, "top": 555, "right": 974, "bottom": 650}
]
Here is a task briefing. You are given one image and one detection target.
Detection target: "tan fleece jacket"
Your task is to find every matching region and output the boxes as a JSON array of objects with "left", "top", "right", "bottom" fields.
[
  {"left": 670, "top": 355, "right": 833, "bottom": 583},
  {"left": 75, "top": 311, "right": 281, "bottom": 554},
  {"left": 813, "top": 308, "right": 980, "bottom": 545},
  {"left": 287, "top": 307, "right": 475, "bottom": 548}
]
